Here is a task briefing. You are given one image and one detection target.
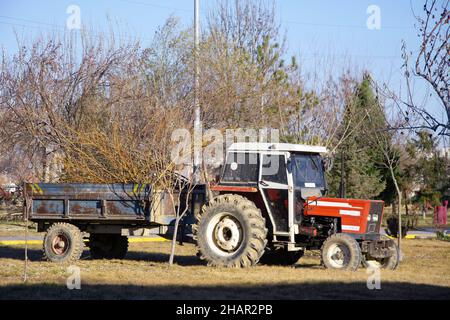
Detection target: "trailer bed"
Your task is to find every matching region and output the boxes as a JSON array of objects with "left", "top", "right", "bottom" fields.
[
  {"left": 24, "top": 183, "right": 206, "bottom": 229},
  {"left": 25, "top": 183, "right": 151, "bottom": 221}
]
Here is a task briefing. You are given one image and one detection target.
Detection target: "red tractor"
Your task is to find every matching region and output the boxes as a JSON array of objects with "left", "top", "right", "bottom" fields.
[{"left": 193, "top": 143, "right": 399, "bottom": 270}]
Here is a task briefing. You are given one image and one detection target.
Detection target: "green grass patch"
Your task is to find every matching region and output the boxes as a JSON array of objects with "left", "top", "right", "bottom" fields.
[{"left": 436, "top": 231, "right": 450, "bottom": 242}]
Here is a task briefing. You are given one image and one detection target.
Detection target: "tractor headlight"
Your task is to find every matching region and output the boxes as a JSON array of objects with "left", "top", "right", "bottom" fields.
[{"left": 372, "top": 214, "right": 379, "bottom": 222}]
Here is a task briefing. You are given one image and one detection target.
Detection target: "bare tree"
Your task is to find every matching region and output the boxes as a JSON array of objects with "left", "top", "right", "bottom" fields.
[
  {"left": 363, "top": 91, "right": 405, "bottom": 253},
  {"left": 167, "top": 175, "right": 197, "bottom": 266},
  {"left": 393, "top": 0, "right": 449, "bottom": 136}
]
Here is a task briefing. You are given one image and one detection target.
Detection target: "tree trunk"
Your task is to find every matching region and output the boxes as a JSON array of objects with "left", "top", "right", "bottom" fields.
[
  {"left": 169, "top": 215, "right": 180, "bottom": 266},
  {"left": 404, "top": 192, "right": 409, "bottom": 216},
  {"left": 339, "top": 150, "right": 346, "bottom": 198},
  {"left": 392, "top": 201, "right": 397, "bottom": 219},
  {"left": 42, "top": 147, "right": 49, "bottom": 182},
  {"left": 168, "top": 190, "right": 191, "bottom": 266},
  {"left": 422, "top": 204, "right": 426, "bottom": 219},
  {"left": 389, "top": 164, "right": 402, "bottom": 258},
  {"left": 168, "top": 191, "right": 178, "bottom": 266}
]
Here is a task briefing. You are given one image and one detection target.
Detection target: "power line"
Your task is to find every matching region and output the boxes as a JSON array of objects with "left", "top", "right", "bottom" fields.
[
  {"left": 119, "top": 0, "right": 192, "bottom": 13},
  {"left": 0, "top": 15, "right": 65, "bottom": 30},
  {"left": 0, "top": 19, "right": 149, "bottom": 44},
  {"left": 0, "top": 14, "right": 416, "bottom": 61},
  {"left": 0, "top": 15, "right": 153, "bottom": 43},
  {"left": 282, "top": 19, "right": 414, "bottom": 30},
  {"left": 297, "top": 52, "right": 404, "bottom": 60},
  {"left": 0, "top": 18, "right": 408, "bottom": 61}
]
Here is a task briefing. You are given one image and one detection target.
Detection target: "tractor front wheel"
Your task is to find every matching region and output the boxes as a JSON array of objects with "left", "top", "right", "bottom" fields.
[
  {"left": 193, "top": 194, "right": 267, "bottom": 267},
  {"left": 362, "top": 239, "right": 399, "bottom": 270},
  {"left": 321, "top": 233, "right": 361, "bottom": 271}
]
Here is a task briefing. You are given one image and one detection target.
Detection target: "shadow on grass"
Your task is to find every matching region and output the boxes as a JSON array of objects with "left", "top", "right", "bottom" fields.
[
  {"left": 0, "top": 246, "right": 90, "bottom": 261},
  {"left": 0, "top": 282, "right": 449, "bottom": 300},
  {"left": 0, "top": 246, "right": 42, "bottom": 261},
  {"left": 0, "top": 245, "right": 201, "bottom": 266},
  {"left": 0, "top": 245, "right": 325, "bottom": 268},
  {"left": 124, "top": 250, "right": 203, "bottom": 266}
]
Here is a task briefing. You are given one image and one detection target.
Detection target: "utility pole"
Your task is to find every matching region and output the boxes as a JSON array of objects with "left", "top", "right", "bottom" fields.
[{"left": 193, "top": 0, "right": 201, "bottom": 183}]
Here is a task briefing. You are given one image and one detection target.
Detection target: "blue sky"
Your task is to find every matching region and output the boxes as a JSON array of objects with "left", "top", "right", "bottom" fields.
[{"left": 0, "top": 0, "right": 443, "bottom": 124}]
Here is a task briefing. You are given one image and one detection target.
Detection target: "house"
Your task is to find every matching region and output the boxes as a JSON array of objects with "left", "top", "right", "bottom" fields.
[{"left": 3, "top": 183, "right": 17, "bottom": 193}]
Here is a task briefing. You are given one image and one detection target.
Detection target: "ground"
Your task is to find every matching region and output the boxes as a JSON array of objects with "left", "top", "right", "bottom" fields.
[{"left": 0, "top": 223, "right": 449, "bottom": 299}]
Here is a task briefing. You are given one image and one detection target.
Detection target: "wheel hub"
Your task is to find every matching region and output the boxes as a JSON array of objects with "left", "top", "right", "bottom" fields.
[
  {"left": 51, "top": 234, "right": 69, "bottom": 255},
  {"left": 214, "top": 217, "right": 241, "bottom": 252},
  {"left": 328, "top": 244, "right": 349, "bottom": 268}
]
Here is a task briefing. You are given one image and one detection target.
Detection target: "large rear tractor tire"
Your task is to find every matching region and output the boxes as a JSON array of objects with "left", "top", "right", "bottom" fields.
[
  {"left": 88, "top": 234, "right": 128, "bottom": 259},
  {"left": 193, "top": 194, "right": 267, "bottom": 267},
  {"left": 43, "top": 223, "right": 84, "bottom": 263},
  {"left": 321, "top": 233, "right": 361, "bottom": 271},
  {"left": 362, "top": 238, "right": 399, "bottom": 270},
  {"left": 259, "top": 247, "right": 304, "bottom": 266}
]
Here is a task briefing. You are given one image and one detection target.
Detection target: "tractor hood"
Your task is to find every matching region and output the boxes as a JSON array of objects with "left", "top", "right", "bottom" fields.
[{"left": 303, "top": 197, "right": 384, "bottom": 235}]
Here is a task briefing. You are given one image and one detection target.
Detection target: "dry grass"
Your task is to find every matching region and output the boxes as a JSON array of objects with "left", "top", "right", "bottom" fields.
[
  {"left": 0, "top": 205, "right": 23, "bottom": 224},
  {"left": 0, "top": 221, "right": 40, "bottom": 238},
  {"left": 0, "top": 236, "right": 449, "bottom": 299}
]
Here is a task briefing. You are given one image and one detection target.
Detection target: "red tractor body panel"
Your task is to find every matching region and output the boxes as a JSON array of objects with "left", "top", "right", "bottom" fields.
[{"left": 304, "top": 197, "right": 384, "bottom": 235}]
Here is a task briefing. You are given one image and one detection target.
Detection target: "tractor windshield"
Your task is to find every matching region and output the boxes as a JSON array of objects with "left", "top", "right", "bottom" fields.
[{"left": 291, "top": 153, "right": 325, "bottom": 189}]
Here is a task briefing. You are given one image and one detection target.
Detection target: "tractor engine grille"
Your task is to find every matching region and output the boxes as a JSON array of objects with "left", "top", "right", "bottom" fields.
[{"left": 366, "top": 202, "right": 383, "bottom": 233}]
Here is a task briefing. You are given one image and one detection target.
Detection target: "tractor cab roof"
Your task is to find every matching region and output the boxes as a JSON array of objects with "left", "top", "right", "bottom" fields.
[{"left": 228, "top": 143, "right": 327, "bottom": 154}]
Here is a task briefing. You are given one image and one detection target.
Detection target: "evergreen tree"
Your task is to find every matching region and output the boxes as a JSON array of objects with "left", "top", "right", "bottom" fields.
[
  {"left": 406, "top": 131, "right": 449, "bottom": 206},
  {"left": 328, "top": 74, "right": 387, "bottom": 199}
]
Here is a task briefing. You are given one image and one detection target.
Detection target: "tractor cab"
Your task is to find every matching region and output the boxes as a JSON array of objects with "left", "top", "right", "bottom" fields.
[
  {"left": 220, "top": 142, "right": 328, "bottom": 195},
  {"left": 215, "top": 142, "right": 327, "bottom": 235}
]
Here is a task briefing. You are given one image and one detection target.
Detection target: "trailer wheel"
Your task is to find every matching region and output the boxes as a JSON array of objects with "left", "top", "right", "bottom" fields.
[
  {"left": 193, "top": 194, "right": 267, "bottom": 267},
  {"left": 321, "top": 233, "right": 361, "bottom": 271},
  {"left": 43, "top": 223, "right": 84, "bottom": 263},
  {"left": 88, "top": 234, "right": 128, "bottom": 259},
  {"left": 362, "top": 239, "right": 399, "bottom": 270},
  {"left": 259, "top": 247, "right": 304, "bottom": 266}
]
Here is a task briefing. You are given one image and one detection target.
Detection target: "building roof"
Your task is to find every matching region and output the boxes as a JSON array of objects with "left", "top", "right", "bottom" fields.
[{"left": 228, "top": 143, "right": 327, "bottom": 154}]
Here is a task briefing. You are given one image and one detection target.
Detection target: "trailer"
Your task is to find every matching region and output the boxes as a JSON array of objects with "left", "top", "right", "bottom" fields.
[{"left": 24, "top": 182, "right": 206, "bottom": 262}]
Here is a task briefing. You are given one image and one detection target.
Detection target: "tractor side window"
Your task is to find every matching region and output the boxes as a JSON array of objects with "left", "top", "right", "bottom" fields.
[
  {"left": 261, "top": 155, "right": 287, "bottom": 184},
  {"left": 222, "top": 152, "right": 259, "bottom": 183}
]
